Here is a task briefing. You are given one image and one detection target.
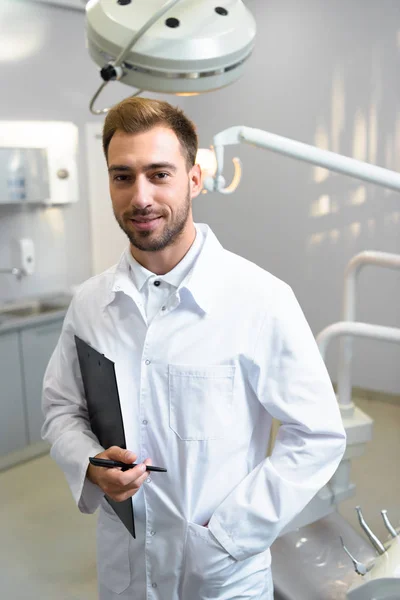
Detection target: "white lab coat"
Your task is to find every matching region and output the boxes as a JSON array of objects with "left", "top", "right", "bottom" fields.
[{"left": 42, "top": 224, "right": 346, "bottom": 600}]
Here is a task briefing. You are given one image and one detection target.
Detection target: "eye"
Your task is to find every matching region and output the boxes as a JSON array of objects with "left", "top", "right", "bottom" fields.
[
  {"left": 152, "top": 172, "right": 170, "bottom": 181},
  {"left": 113, "top": 174, "right": 131, "bottom": 182}
]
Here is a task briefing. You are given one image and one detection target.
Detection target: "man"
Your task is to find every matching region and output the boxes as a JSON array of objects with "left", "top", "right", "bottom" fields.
[{"left": 42, "top": 97, "right": 346, "bottom": 600}]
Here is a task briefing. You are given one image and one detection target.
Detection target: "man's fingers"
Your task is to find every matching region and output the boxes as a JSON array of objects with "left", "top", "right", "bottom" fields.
[
  {"left": 125, "top": 458, "right": 153, "bottom": 490},
  {"left": 92, "top": 450, "right": 154, "bottom": 501},
  {"left": 105, "top": 446, "right": 137, "bottom": 464},
  {"left": 119, "top": 457, "right": 153, "bottom": 486},
  {"left": 118, "top": 462, "right": 147, "bottom": 487},
  {"left": 114, "top": 458, "right": 153, "bottom": 495},
  {"left": 102, "top": 464, "right": 144, "bottom": 495},
  {"left": 107, "top": 465, "right": 149, "bottom": 501}
]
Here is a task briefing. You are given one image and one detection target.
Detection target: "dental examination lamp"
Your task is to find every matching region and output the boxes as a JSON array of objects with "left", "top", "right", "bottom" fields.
[
  {"left": 202, "top": 126, "right": 400, "bottom": 194},
  {"left": 86, "top": 0, "right": 256, "bottom": 114}
]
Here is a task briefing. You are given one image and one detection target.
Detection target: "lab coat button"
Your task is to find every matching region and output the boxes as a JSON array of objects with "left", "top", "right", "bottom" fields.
[
  {"left": 150, "top": 530, "right": 156, "bottom": 536},
  {"left": 145, "top": 359, "right": 151, "bottom": 365},
  {"left": 161, "top": 306, "right": 166, "bottom": 311},
  {"left": 142, "top": 419, "right": 148, "bottom": 425},
  {"left": 152, "top": 583, "right": 157, "bottom": 588},
  {"left": 154, "top": 280, "right": 161, "bottom": 287}
]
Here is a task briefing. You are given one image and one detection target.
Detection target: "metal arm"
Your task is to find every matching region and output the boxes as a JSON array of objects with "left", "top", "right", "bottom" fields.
[{"left": 205, "top": 126, "right": 400, "bottom": 193}]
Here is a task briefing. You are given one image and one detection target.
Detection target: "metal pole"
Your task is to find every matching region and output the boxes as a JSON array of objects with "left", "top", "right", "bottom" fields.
[{"left": 337, "top": 252, "right": 400, "bottom": 409}]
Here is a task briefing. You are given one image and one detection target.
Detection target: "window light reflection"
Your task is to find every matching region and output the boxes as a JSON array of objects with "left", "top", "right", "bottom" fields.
[{"left": 349, "top": 185, "right": 366, "bottom": 206}]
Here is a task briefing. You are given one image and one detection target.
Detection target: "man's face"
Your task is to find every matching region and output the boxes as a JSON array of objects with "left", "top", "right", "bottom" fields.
[{"left": 107, "top": 126, "right": 200, "bottom": 252}]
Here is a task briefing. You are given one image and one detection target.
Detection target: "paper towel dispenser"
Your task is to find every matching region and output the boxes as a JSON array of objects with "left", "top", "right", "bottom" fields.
[
  {"left": 0, "top": 148, "right": 50, "bottom": 204},
  {"left": 0, "top": 121, "right": 79, "bottom": 205}
]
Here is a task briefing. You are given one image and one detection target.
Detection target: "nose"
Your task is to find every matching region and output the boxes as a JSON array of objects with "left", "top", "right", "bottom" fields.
[{"left": 130, "top": 176, "right": 153, "bottom": 210}]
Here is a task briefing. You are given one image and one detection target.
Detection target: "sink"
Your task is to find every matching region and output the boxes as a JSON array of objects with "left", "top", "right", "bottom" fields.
[
  {"left": 347, "top": 578, "right": 400, "bottom": 599},
  {"left": 0, "top": 298, "right": 71, "bottom": 321}
]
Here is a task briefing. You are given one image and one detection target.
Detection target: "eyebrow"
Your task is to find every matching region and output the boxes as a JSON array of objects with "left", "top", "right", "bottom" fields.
[{"left": 108, "top": 162, "right": 177, "bottom": 173}]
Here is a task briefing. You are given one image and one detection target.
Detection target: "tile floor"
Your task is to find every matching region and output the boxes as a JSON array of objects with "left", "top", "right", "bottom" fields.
[{"left": 0, "top": 396, "right": 399, "bottom": 600}]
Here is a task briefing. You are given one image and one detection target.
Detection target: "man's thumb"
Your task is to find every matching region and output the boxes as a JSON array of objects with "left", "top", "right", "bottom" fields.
[{"left": 108, "top": 446, "right": 136, "bottom": 463}]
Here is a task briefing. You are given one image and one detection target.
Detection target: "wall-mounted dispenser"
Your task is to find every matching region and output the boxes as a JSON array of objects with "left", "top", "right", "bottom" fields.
[
  {"left": 0, "top": 121, "right": 79, "bottom": 205},
  {"left": 17, "top": 238, "right": 35, "bottom": 276}
]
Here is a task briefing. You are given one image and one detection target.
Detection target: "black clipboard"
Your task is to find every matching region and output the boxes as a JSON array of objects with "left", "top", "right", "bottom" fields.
[{"left": 74, "top": 335, "right": 136, "bottom": 538}]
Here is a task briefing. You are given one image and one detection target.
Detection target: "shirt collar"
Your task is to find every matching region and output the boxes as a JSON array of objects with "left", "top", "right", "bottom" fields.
[
  {"left": 126, "top": 224, "right": 204, "bottom": 292},
  {"left": 180, "top": 224, "right": 224, "bottom": 314},
  {"left": 106, "top": 223, "right": 224, "bottom": 314}
]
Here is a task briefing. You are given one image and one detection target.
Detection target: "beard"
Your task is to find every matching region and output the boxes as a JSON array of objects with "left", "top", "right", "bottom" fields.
[{"left": 115, "top": 185, "right": 192, "bottom": 252}]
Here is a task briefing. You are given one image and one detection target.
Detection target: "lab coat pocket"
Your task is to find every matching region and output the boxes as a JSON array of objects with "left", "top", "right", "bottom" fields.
[
  {"left": 169, "top": 364, "right": 235, "bottom": 440},
  {"left": 182, "top": 523, "right": 272, "bottom": 600},
  {"left": 182, "top": 522, "right": 236, "bottom": 594},
  {"left": 96, "top": 501, "right": 131, "bottom": 594}
]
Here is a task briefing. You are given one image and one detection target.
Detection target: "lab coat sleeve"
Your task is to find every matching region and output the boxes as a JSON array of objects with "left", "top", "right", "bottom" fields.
[
  {"left": 41, "top": 296, "right": 105, "bottom": 514},
  {"left": 209, "top": 284, "right": 346, "bottom": 561}
]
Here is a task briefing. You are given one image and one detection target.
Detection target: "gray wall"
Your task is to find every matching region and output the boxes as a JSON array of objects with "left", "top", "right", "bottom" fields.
[
  {"left": 187, "top": 0, "right": 400, "bottom": 395},
  {"left": 1, "top": 0, "right": 399, "bottom": 395}
]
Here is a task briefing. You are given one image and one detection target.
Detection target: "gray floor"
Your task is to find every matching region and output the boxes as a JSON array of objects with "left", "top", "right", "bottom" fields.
[
  {"left": 1, "top": 396, "right": 399, "bottom": 600},
  {"left": 0, "top": 454, "right": 98, "bottom": 600}
]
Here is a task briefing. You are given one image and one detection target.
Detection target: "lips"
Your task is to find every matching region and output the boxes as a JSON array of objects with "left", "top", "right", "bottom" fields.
[
  {"left": 131, "top": 217, "right": 161, "bottom": 223},
  {"left": 129, "top": 216, "right": 162, "bottom": 231},
  {"left": 133, "top": 219, "right": 159, "bottom": 223}
]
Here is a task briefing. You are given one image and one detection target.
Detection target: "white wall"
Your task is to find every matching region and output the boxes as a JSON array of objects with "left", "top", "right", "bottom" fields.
[{"left": 186, "top": 0, "right": 400, "bottom": 395}]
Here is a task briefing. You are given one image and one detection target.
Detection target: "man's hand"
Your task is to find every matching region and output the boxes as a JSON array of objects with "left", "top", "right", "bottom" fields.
[{"left": 87, "top": 446, "right": 152, "bottom": 502}]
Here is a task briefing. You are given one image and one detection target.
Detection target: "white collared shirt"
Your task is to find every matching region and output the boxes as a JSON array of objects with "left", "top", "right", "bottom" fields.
[
  {"left": 42, "top": 223, "right": 346, "bottom": 600},
  {"left": 126, "top": 224, "right": 204, "bottom": 325}
]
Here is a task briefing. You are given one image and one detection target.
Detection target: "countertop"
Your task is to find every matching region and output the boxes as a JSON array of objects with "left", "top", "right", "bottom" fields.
[
  {"left": 0, "top": 309, "right": 68, "bottom": 334},
  {"left": 0, "top": 294, "right": 72, "bottom": 334}
]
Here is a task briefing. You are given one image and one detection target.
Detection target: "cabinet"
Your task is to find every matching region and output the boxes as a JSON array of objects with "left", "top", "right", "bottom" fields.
[
  {"left": 0, "top": 331, "right": 28, "bottom": 455},
  {"left": 0, "top": 317, "right": 63, "bottom": 464},
  {"left": 21, "top": 320, "right": 63, "bottom": 444}
]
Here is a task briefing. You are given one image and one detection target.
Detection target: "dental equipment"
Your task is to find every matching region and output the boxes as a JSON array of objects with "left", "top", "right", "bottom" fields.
[{"left": 85, "top": 0, "right": 256, "bottom": 114}]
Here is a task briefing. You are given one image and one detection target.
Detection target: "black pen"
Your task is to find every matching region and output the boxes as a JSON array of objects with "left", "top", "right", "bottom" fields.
[{"left": 89, "top": 457, "right": 167, "bottom": 472}]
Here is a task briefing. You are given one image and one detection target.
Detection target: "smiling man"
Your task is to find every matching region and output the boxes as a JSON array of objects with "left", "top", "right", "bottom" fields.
[
  {"left": 107, "top": 121, "right": 200, "bottom": 274},
  {"left": 42, "top": 97, "right": 346, "bottom": 600}
]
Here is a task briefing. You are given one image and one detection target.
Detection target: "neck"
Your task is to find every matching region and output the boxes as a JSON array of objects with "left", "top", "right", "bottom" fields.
[{"left": 130, "top": 222, "right": 196, "bottom": 275}]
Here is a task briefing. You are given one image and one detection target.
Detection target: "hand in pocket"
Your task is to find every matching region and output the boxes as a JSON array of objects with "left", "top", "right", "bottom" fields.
[
  {"left": 182, "top": 522, "right": 236, "bottom": 597},
  {"left": 181, "top": 522, "right": 271, "bottom": 600}
]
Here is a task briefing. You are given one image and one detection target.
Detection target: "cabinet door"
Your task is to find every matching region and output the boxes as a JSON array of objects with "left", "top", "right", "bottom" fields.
[
  {"left": 21, "top": 320, "right": 63, "bottom": 444},
  {"left": 0, "top": 331, "right": 28, "bottom": 455}
]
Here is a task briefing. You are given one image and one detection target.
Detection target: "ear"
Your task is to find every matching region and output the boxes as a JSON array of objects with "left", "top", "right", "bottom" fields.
[{"left": 189, "top": 164, "right": 203, "bottom": 199}]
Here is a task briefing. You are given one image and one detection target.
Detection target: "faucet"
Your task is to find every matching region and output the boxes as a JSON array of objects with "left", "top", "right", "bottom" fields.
[{"left": 0, "top": 267, "right": 26, "bottom": 280}]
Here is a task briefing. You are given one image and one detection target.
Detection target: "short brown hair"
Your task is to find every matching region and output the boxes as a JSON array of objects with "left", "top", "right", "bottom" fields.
[{"left": 102, "top": 97, "right": 198, "bottom": 170}]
